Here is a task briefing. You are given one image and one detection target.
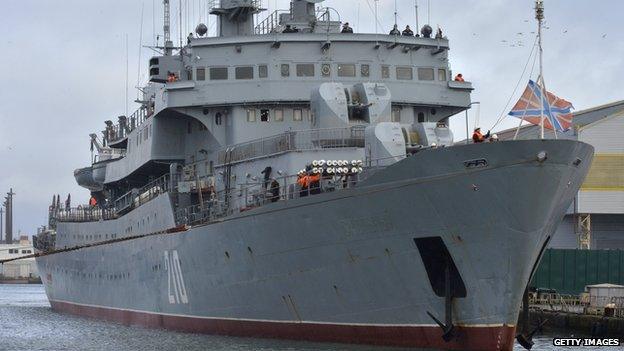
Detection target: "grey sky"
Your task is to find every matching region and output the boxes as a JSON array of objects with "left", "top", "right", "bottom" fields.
[{"left": 1, "top": 0, "right": 622, "bottom": 236}]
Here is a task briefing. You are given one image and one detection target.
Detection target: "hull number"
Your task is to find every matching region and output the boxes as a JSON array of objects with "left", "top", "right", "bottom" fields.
[{"left": 164, "top": 250, "right": 189, "bottom": 304}]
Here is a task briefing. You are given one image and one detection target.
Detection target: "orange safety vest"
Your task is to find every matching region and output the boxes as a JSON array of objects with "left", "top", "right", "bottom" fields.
[
  {"left": 454, "top": 75, "right": 465, "bottom": 82},
  {"left": 89, "top": 197, "right": 97, "bottom": 206},
  {"left": 306, "top": 174, "right": 321, "bottom": 187},
  {"left": 297, "top": 175, "right": 307, "bottom": 188}
]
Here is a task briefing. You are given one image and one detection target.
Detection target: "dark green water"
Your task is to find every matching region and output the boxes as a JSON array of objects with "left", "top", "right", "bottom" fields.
[{"left": 0, "top": 285, "right": 608, "bottom": 350}]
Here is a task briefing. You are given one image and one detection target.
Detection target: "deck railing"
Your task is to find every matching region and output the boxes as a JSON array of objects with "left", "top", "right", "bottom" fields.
[
  {"left": 105, "top": 105, "right": 152, "bottom": 145},
  {"left": 255, "top": 10, "right": 289, "bottom": 34},
  {"left": 217, "top": 126, "right": 366, "bottom": 164}
]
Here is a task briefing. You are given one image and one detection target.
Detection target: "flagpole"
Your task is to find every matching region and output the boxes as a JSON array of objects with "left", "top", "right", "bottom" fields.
[{"left": 536, "top": 0, "right": 545, "bottom": 139}]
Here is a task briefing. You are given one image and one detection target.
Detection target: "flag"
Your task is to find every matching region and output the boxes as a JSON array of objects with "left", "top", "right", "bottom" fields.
[{"left": 508, "top": 80, "right": 574, "bottom": 131}]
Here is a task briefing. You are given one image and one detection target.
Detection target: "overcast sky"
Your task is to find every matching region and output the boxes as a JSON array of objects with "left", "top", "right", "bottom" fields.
[{"left": 1, "top": 0, "right": 623, "bottom": 236}]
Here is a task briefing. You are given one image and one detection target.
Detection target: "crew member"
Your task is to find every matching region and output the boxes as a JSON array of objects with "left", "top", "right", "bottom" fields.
[
  {"left": 402, "top": 25, "right": 414, "bottom": 36},
  {"left": 261, "top": 166, "right": 272, "bottom": 190},
  {"left": 307, "top": 171, "right": 321, "bottom": 195},
  {"left": 167, "top": 72, "right": 177, "bottom": 83},
  {"left": 89, "top": 196, "right": 97, "bottom": 207},
  {"left": 472, "top": 127, "right": 490, "bottom": 143},
  {"left": 269, "top": 179, "right": 280, "bottom": 203},
  {"left": 341, "top": 23, "right": 353, "bottom": 33},
  {"left": 297, "top": 171, "right": 308, "bottom": 197},
  {"left": 454, "top": 73, "right": 465, "bottom": 82},
  {"left": 187, "top": 32, "right": 193, "bottom": 44},
  {"left": 389, "top": 24, "right": 401, "bottom": 35},
  {"left": 489, "top": 134, "right": 500, "bottom": 142},
  {"left": 435, "top": 27, "right": 444, "bottom": 39}
]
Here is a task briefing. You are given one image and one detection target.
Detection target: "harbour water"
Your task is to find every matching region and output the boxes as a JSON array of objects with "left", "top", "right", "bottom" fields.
[{"left": 0, "top": 285, "right": 605, "bottom": 351}]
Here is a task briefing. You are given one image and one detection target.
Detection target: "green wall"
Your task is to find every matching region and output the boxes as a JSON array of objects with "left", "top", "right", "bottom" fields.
[{"left": 531, "top": 249, "right": 624, "bottom": 295}]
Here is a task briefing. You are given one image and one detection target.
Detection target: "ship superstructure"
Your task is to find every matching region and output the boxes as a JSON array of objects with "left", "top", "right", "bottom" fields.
[{"left": 34, "top": 1, "right": 594, "bottom": 350}]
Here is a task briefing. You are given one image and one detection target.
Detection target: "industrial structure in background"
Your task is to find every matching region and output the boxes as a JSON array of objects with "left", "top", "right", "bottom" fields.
[
  {"left": 0, "top": 188, "right": 39, "bottom": 282},
  {"left": 2, "top": 188, "right": 15, "bottom": 244},
  {"left": 0, "top": 235, "right": 39, "bottom": 282},
  {"left": 499, "top": 100, "right": 624, "bottom": 250}
]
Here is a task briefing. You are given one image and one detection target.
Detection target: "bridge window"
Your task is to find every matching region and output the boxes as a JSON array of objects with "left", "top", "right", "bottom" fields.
[
  {"left": 418, "top": 68, "right": 435, "bottom": 81},
  {"left": 210, "top": 67, "right": 228, "bottom": 80},
  {"left": 274, "top": 109, "right": 284, "bottom": 122},
  {"left": 280, "top": 64, "right": 290, "bottom": 77},
  {"left": 196, "top": 68, "right": 206, "bottom": 81},
  {"left": 361, "top": 64, "right": 370, "bottom": 77},
  {"left": 392, "top": 108, "right": 401, "bottom": 122},
  {"left": 381, "top": 65, "right": 390, "bottom": 79},
  {"left": 293, "top": 109, "right": 303, "bottom": 121},
  {"left": 321, "top": 64, "right": 331, "bottom": 77},
  {"left": 235, "top": 66, "right": 254, "bottom": 80},
  {"left": 247, "top": 109, "right": 256, "bottom": 122},
  {"left": 438, "top": 68, "right": 447, "bottom": 81},
  {"left": 296, "top": 64, "right": 315, "bottom": 77},
  {"left": 396, "top": 67, "right": 413, "bottom": 80},
  {"left": 215, "top": 112, "right": 222, "bottom": 125},
  {"left": 260, "top": 109, "right": 270, "bottom": 122},
  {"left": 258, "top": 65, "right": 268, "bottom": 78},
  {"left": 338, "top": 64, "right": 356, "bottom": 77}
]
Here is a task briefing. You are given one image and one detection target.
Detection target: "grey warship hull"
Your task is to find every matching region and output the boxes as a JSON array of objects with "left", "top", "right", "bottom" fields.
[{"left": 35, "top": 139, "right": 593, "bottom": 351}]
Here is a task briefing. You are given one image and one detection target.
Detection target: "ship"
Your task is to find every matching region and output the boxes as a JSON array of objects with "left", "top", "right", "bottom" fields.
[{"left": 33, "top": 1, "right": 594, "bottom": 350}]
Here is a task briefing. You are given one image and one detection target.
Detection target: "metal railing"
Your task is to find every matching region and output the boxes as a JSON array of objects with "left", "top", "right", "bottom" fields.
[
  {"left": 113, "top": 174, "right": 172, "bottom": 214},
  {"left": 255, "top": 10, "right": 289, "bottom": 34},
  {"left": 51, "top": 206, "right": 119, "bottom": 223},
  {"left": 174, "top": 164, "right": 386, "bottom": 227},
  {"left": 105, "top": 105, "right": 152, "bottom": 145},
  {"left": 530, "top": 292, "right": 624, "bottom": 317},
  {"left": 217, "top": 127, "right": 366, "bottom": 164}
]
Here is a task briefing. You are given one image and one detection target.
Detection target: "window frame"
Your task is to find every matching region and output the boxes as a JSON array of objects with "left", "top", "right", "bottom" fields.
[
  {"left": 381, "top": 65, "right": 390, "bottom": 79},
  {"left": 280, "top": 64, "right": 290, "bottom": 77},
  {"left": 274, "top": 109, "right": 284, "bottom": 122},
  {"left": 258, "top": 65, "right": 268, "bottom": 78},
  {"left": 246, "top": 109, "right": 257, "bottom": 122},
  {"left": 235, "top": 66, "right": 254, "bottom": 80},
  {"left": 392, "top": 107, "right": 402, "bottom": 122},
  {"left": 209, "top": 67, "right": 229, "bottom": 80},
  {"left": 417, "top": 67, "right": 435, "bottom": 81},
  {"left": 396, "top": 66, "right": 414, "bottom": 80},
  {"left": 337, "top": 63, "right": 356, "bottom": 77},
  {"left": 196, "top": 67, "right": 206, "bottom": 81},
  {"left": 438, "top": 68, "right": 447, "bottom": 81},
  {"left": 360, "top": 64, "right": 370, "bottom": 77},
  {"left": 293, "top": 109, "right": 303, "bottom": 121},
  {"left": 296, "top": 63, "right": 315, "bottom": 77},
  {"left": 260, "top": 109, "right": 270, "bottom": 122}
]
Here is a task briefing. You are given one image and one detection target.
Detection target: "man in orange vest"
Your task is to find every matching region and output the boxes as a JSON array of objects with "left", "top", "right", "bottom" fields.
[
  {"left": 89, "top": 196, "right": 97, "bottom": 207},
  {"left": 297, "top": 171, "right": 309, "bottom": 197},
  {"left": 307, "top": 172, "right": 321, "bottom": 195},
  {"left": 472, "top": 127, "right": 490, "bottom": 143},
  {"left": 454, "top": 73, "right": 465, "bottom": 82}
]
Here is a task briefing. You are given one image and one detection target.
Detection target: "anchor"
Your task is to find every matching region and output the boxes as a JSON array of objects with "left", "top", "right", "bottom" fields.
[
  {"left": 515, "top": 287, "right": 549, "bottom": 350},
  {"left": 426, "top": 263, "right": 455, "bottom": 342},
  {"left": 516, "top": 318, "right": 549, "bottom": 350}
]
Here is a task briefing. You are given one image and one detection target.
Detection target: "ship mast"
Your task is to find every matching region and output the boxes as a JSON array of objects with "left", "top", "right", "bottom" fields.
[
  {"left": 163, "top": 0, "right": 173, "bottom": 55},
  {"left": 536, "top": 0, "right": 548, "bottom": 139}
]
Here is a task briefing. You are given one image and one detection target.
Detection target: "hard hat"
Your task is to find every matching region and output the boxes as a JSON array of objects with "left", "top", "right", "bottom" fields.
[{"left": 491, "top": 134, "right": 499, "bottom": 139}]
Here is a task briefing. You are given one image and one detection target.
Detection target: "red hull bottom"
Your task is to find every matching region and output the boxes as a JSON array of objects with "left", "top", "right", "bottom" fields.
[{"left": 50, "top": 300, "right": 516, "bottom": 350}]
